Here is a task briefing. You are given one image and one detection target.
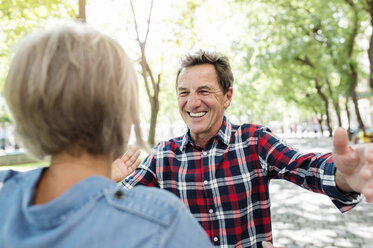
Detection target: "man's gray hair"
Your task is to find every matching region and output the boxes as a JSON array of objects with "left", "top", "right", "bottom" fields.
[{"left": 175, "top": 50, "right": 234, "bottom": 94}]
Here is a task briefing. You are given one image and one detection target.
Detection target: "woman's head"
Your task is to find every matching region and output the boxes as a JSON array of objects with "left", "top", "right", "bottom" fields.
[{"left": 4, "top": 24, "right": 142, "bottom": 160}]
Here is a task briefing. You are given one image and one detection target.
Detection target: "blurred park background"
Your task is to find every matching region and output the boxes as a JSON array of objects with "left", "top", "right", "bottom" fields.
[
  {"left": 1, "top": 0, "right": 373, "bottom": 162},
  {"left": 1, "top": 1, "right": 373, "bottom": 247}
]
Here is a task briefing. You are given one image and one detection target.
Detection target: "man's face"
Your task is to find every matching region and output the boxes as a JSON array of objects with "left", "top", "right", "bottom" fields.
[{"left": 177, "top": 64, "right": 232, "bottom": 146}]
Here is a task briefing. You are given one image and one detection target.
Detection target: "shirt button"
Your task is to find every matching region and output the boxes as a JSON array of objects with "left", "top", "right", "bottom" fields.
[
  {"left": 213, "top": 237, "right": 218, "bottom": 242},
  {"left": 209, "top": 209, "right": 214, "bottom": 214},
  {"left": 114, "top": 190, "right": 125, "bottom": 199},
  {"left": 203, "top": 152, "right": 207, "bottom": 156},
  {"left": 204, "top": 180, "right": 208, "bottom": 185}
]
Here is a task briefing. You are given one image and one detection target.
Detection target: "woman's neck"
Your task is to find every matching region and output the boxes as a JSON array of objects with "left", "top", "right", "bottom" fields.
[{"left": 33, "top": 151, "right": 113, "bottom": 205}]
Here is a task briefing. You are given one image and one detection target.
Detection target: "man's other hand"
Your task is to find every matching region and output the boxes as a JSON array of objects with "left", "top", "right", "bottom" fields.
[
  {"left": 262, "top": 241, "right": 284, "bottom": 248},
  {"left": 333, "top": 127, "right": 373, "bottom": 201},
  {"left": 111, "top": 146, "right": 141, "bottom": 183}
]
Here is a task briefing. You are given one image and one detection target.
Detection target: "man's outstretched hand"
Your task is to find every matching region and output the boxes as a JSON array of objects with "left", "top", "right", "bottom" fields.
[
  {"left": 262, "top": 241, "right": 283, "bottom": 248},
  {"left": 111, "top": 146, "right": 141, "bottom": 183},
  {"left": 332, "top": 127, "right": 373, "bottom": 202}
]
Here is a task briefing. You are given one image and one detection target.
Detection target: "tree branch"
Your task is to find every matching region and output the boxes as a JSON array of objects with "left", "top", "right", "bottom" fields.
[
  {"left": 345, "top": 0, "right": 359, "bottom": 58},
  {"left": 144, "top": 60, "right": 157, "bottom": 92},
  {"left": 129, "top": 0, "right": 157, "bottom": 107},
  {"left": 139, "top": 63, "right": 153, "bottom": 107},
  {"left": 295, "top": 56, "right": 314, "bottom": 68},
  {"left": 144, "top": 0, "right": 154, "bottom": 44},
  {"left": 129, "top": 0, "right": 141, "bottom": 45}
]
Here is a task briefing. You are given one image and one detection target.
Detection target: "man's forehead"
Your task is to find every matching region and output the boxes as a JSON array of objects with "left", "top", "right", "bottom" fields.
[
  {"left": 177, "top": 64, "right": 218, "bottom": 88},
  {"left": 179, "top": 64, "right": 216, "bottom": 75},
  {"left": 177, "top": 78, "right": 219, "bottom": 89}
]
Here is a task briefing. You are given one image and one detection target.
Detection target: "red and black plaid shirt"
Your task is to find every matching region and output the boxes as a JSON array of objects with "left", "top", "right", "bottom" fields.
[{"left": 123, "top": 117, "right": 360, "bottom": 248}]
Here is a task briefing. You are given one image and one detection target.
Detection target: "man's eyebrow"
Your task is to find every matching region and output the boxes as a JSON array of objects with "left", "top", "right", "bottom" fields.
[
  {"left": 197, "top": 86, "right": 212, "bottom": 90},
  {"left": 177, "top": 87, "right": 188, "bottom": 91},
  {"left": 178, "top": 85, "right": 214, "bottom": 91}
]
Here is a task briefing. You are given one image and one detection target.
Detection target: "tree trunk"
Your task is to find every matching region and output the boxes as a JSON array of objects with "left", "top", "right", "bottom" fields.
[
  {"left": 369, "top": 27, "right": 373, "bottom": 90},
  {"left": 315, "top": 78, "right": 333, "bottom": 137},
  {"left": 345, "top": 0, "right": 365, "bottom": 129},
  {"left": 366, "top": 0, "right": 373, "bottom": 131},
  {"left": 295, "top": 57, "right": 333, "bottom": 136},
  {"left": 326, "top": 79, "right": 342, "bottom": 127},
  {"left": 312, "top": 110, "right": 324, "bottom": 134},
  {"left": 317, "top": 118, "right": 323, "bottom": 134},
  {"left": 349, "top": 63, "right": 365, "bottom": 129},
  {"left": 345, "top": 97, "right": 351, "bottom": 132},
  {"left": 130, "top": 0, "right": 160, "bottom": 147},
  {"left": 139, "top": 60, "right": 160, "bottom": 147},
  {"left": 367, "top": 0, "right": 373, "bottom": 90},
  {"left": 148, "top": 99, "right": 159, "bottom": 146},
  {"left": 78, "top": 0, "right": 86, "bottom": 22}
]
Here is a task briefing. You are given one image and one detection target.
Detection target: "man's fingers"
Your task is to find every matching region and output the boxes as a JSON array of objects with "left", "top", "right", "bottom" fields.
[
  {"left": 128, "top": 150, "right": 141, "bottom": 163},
  {"left": 363, "top": 183, "right": 373, "bottom": 202},
  {"left": 262, "top": 241, "right": 273, "bottom": 248},
  {"left": 130, "top": 159, "right": 141, "bottom": 171},
  {"left": 121, "top": 148, "right": 141, "bottom": 163},
  {"left": 333, "top": 127, "right": 349, "bottom": 155},
  {"left": 262, "top": 241, "right": 281, "bottom": 248},
  {"left": 364, "top": 144, "right": 373, "bottom": 161},
  {"left": 127, "top": 145, "right": 138, "bottom": 153}
]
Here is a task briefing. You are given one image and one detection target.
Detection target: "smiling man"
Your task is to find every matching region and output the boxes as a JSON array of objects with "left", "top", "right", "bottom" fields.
[
  {"left": 119, "top": 50, "right": 373, "bottom": 248},
  {"left": 176, "top": 62, "right": 232, "bottom": 147}
]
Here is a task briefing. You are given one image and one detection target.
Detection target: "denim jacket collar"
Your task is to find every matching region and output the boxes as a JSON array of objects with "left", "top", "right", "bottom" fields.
[{"left": 21, "top": 168, "right": 115, "bottom": 229}]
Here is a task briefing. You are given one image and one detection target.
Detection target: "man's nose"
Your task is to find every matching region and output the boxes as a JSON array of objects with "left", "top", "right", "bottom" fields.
[{"left": 186, "top": 93, "right": 201, "bottom": 109}]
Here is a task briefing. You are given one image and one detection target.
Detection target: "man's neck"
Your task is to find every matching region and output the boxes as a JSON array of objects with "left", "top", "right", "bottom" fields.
[
  {"left": 190, "top": 121, "right": 225, "bottom": 148},
  {"left": 191, "top": 132, "right": 215, "bottom": 148}
]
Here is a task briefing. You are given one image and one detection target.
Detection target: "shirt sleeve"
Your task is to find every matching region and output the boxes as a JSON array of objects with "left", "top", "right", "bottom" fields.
[
  {"left": 121, "top": 153, "right": 159, "bottom": 189},
  {"left": 256, "top": 127, "right": 361, "bottom": 212}
]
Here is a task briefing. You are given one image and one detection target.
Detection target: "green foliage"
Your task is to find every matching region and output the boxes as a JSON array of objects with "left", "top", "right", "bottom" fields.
[
  {"left": 3, "top": 0, "right": 371, "bottom": 135},
  {"left": 0, "top": 0, "right": 76, "bottom": 87},
  {"left": 168, "top": 0, "right": 204, "bottom": 48},
  {"left": 231, "top": 0, "right": 371, "bottom": 127},
  {"left": 1, "top": 0, "right": 76, "bottom": 51}
]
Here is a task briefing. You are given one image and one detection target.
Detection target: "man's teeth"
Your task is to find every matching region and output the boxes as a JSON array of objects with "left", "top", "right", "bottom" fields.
[{"left": 189, "top": 112, "right": 207, "bottom": 117}]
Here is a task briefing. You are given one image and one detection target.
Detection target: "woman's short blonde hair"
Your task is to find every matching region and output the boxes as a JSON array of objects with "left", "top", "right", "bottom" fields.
[{"left": 4, "top": 24, "right": 143, "bottom": 160}]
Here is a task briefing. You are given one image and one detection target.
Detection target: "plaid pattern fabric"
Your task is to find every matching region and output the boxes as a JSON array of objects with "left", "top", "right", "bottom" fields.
[{"left": 122, "top": 117, "right": 360, "bottom": 248}]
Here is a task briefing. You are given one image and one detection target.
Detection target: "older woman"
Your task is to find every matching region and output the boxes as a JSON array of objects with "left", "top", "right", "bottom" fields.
[{"left": 0, "top": 24, "right": 212, "bottom": 248}]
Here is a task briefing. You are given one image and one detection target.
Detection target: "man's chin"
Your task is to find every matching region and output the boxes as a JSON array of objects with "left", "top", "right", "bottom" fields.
[
  {"left": 187, "top": 121, "right": 206, "bottom": 130},
  {"left": 189, "top": 126, "right": 208, "bottom": 136}
]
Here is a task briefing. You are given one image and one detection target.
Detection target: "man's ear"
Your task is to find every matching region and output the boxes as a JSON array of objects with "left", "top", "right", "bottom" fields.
[{"left": 224, "top": 87, "right": 233, "bottom": 109}]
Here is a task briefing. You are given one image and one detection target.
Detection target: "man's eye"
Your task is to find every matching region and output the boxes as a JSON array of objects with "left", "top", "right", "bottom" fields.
[
  {"left": 178, "top": 92, "right": 188, "bottom": 97},
  {"left": 200, "top": 90, "right": 210, "bottom": 95}
]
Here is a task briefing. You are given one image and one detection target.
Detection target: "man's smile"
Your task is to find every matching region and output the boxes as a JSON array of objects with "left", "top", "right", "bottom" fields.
[{"left": 188, "top": 111, "right": 207, "bottom": 118}]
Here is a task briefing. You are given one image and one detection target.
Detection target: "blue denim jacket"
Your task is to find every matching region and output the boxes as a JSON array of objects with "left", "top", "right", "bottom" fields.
[{"left": 0, "top": 168, "right": 213, "bottom": 248}]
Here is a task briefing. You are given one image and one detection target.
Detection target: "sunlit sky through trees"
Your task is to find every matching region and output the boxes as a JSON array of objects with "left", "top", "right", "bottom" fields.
[{"left": 1, "top": 0, "right": 372, "bottom": 140}]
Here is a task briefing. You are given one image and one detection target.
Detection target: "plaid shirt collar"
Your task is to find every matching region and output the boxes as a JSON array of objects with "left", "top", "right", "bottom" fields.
[{"left": 180, "top": 116, "right": 232, "bottom": 150}]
